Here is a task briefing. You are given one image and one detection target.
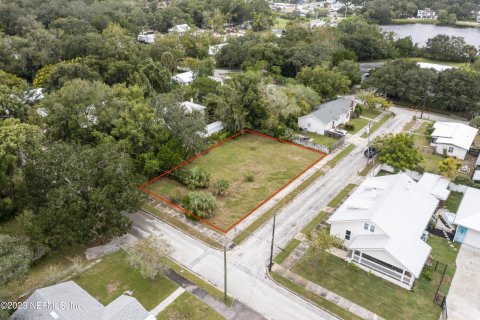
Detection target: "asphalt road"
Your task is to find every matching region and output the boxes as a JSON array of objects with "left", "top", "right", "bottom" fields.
[{"left": 130, "top": 107, "right": 449, "bottom": 319}]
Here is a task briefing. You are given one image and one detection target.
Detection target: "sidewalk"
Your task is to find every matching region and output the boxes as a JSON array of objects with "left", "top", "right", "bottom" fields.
[{"left": 150, "top": 287, "right": 185, "bottom": 316}]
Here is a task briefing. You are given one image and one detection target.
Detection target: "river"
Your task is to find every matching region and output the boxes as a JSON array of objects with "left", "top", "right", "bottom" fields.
[{"left": 380, "top": 24, "right": 480, "bottom": 47}]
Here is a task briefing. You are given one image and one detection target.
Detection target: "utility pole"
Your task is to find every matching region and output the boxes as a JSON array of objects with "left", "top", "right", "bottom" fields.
[
  {"left": 268, "top": 214, "right": 276, "bottom": 272},
  {"left": 223, "top": 235, "right": 227, "bottom": 304}
]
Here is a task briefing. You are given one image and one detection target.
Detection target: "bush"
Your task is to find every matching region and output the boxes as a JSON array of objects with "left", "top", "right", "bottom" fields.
[
  {"left": 347, "top": 262, "right": 360, "bottom": 272},
  {"left": 126, "top": 236, "right": 172, "bottom": 280},
  {"left": 177, "top": 166, "right": 211, "bottom": 189},
  {"left": 214, "top": 179, "right": 230, "bottom": 196},
  {"left": 344, "top": 122, "right": 355, "bottom": 131},
  {"left": 182, "top": 192, "right": 216, "bottom": 219},
  {"left": 422, "top": 268, "right": 433, "bottom": 281},
  {"left": 244, "top": 174, "right": 254, "bottom": 182},
  {"left": 453, "top": 175, "right": 480, "bottom": 189}
]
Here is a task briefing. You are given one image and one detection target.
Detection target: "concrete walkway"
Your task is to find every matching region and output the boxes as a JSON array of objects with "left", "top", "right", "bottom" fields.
[
  {"left": 272, "top": 265, "right": 385, "bottom": 320},
  {"left": 150, "top": 287, "right": 185, "bottom": 316}
]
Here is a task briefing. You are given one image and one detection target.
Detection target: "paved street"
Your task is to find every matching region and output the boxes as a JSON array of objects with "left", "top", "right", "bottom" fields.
[{"left": 130, "top": 107, "right": 442, "bottom": 319}]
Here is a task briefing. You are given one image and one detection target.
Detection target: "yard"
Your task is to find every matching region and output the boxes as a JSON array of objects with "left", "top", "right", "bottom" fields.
[
  {"left": 157, "top": 292, "right": 223, "bottom": 320},
  {"left": 347, "top": 117, "right": 369, "bottom": 134},
  {"left": 443, "top": 191, "right": 464, "bottom": 213},
  {"left": 361, "top": 114, "right": 392, "bottom": 138},
  {"left": 412, "top": 121, "right": 433, "bottom": 147},
  {"left": 145, "top": 132, "right": 323, "bottom": 231},
  {"left": 75, "top": 251, "right": 178, "bottom": 310},
  {"left": 298, "top": 131, "right": 337, "bottom": 148},
  {"left": 361, "top": 109, "right": 382, "bottom": 120},
  {"left": 291, "top": 234, "right": 458, "bottom": 320}
]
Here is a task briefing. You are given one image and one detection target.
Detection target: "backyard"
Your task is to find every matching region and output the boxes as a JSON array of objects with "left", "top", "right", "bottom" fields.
[
  {"left": 157, "top": 292, "right": 223, "bottom": 320},
  {"left": 291, "top": 234, "right": 459, "bottom": 320},
  {"left": 298, "top": 131, "right": 337, "bottom": 148},
  {"left": 144, "top": 132, "right": 324, "bottom": 231}
]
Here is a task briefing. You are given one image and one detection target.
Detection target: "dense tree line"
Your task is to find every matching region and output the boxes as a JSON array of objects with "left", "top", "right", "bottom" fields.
[{"left": 364, "top": 59, "right": 480, "bottom": 116}]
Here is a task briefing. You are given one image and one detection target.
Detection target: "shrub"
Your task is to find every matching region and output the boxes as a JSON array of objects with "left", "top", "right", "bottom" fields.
[
  {"left": 244, "top": 174, "right": 254, "bottom": 182},
  {"left": 126, "top": 236, "right": 172, "bottom": 280},
  {"left": 344, "top": 122, "right": 355, "bottom": 131},
  {"left": 214, "top": 179, "right": 230, "bottom": 196},
  {"left": 182, "top": 192, "right": 216, "bottom": 219},
  {"left": 177, "top": 166, "right": 211, "bottom": 189},
  {"left": 347, "top": 262, "right": 360, "bottom": 272},
  {"left": 422, "top": 268, "right": 433, "bottom": 281}
]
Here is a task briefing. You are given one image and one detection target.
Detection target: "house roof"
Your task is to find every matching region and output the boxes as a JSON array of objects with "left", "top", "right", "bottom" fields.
[
  {"left": 299, "top": 96, "right": 354, "bottom": 125},
  {"left": 473, "top": 170, "right": 480, "bottom": 182},
  {"left": 417, "top": 172, "right": 451, "bottom": 200},
  {"left": 432, "top": 122, "right": 478, "bottom": 150},
  {"left": 208, "top": 43, "right": 227, "bottom": 55},
  {"left": 172, "top": 71, "right": 194, "bottom": 84},
  {"left": 454, "top": 187, "right": 480, "bottom": 232},
  {"left": 417, "top": 62, "right": 456, "bottom": 72},
  {"left": 476, "top": 154, "right": 480, "bottom": 166},
  {"left": 180, "top": 101, "right": 206, "bottom": 112},
  {"left": 168, "top": 24, "right": 190, "bottom": 33},
  {"left": 328, "top": 173, "right": 438, "bottom": 277},
  {"left": 205, "top": 121, "right": 225, "bottom": 135},
  {"left": 12, "top": 281, "right": 151, "bottom": 320}
]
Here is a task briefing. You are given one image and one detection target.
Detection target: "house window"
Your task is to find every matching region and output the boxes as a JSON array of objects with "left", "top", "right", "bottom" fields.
[
  {"left": 448, "top": 147, "right": 454, "bottom": 153},
  {"left": 364, "top": 223, "right": 369, "bottom": 230},
  {"left": 370, "top": 225, "right": 375, "bottom": 232},
  {"left": 345, "top": 230, "right": 351, "bottom": 240}
]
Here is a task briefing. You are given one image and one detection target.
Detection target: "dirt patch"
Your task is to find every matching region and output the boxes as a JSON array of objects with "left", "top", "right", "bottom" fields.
[{"left": 107, "top": 281, "right": 119, "bottom": 295}]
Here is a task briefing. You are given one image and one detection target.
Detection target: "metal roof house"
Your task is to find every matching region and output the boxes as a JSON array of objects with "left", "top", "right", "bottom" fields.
[
  {"left": 180, "top": 100, "right": 206, "bottom": 113},
  {"left": 327, "top": 173, "right": 439, "bottom": 289},
  {"left": 430, "top": 122, "right": 478, "bottom": 160},
  {"left": 298, "top": 96, "right": 356, "bottom": 135},
  {"left": 168, "top": 24, "right": 191, "bottom": 34},
  {"left": 12, "top": 281, "right": 154, "bottom": 320},
  {"left": 417, "top": 172, "right": 451, "bottom": 201},
  {"left": 453, "top": 187, "right": 480, "bottom": 249},
  {"left": 172, "top": 71, "right": 194, "bottom": 85}
]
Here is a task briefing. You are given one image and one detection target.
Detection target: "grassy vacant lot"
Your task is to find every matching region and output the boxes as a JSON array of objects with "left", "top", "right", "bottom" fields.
[
  {"left": 444, "top": 191, "right": 464, "bottom": 213},
  {"left": 146, "top": 133, "right": 322, "bottom": 231},
  {"left": 157, "top": 291, "right": 223, "bottom": 320},
  {"left": 327, "top": 144, "right": 355, "bottom": 168},
  {"left": 298, "top": 131, "right": 337, "bottom": 148},
  {"left": 292, "top": 235, "right": 458, "bottom": 320},
  {"left": 75, "top": 251, "right": 177, "bottom": 310}
]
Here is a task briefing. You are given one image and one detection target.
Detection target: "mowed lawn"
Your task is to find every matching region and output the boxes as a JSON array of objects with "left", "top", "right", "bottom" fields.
[{"left": 146, "top": 133, "right": 323, "bottom": 230}]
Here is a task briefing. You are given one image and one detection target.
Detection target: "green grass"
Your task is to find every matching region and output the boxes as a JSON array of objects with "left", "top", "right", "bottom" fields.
[
  {"left": 412, "top": 121, "right": 433, "bottom": 146},
  {"left": 444, "top": 191, "right": 464, "bottom": 213},
  {"left": 420, "top": 152, "right": 444, "bottom": 174},
  {"left": 361, "top": 109, "right": 382, "bottom": 119},
  {"left": 75, "top": 251, "right": 178, "bottom": 310},
  {"left": 359, "top": 159, "right": 377, "bottom": 177},
  {"left": 291, "top": 235, "right": 458, "bottom": 320},
  {"left": 274, "top": 239, "right": 301, "bottom": 264},
  {"left": 298, "top": 131, "right": 337, "bottom": 148},
  {"left": 327, "top": 144, "right": 355, "bottom": 168},
  {"left": 361, "top": 114, "right": 392, "bottom": 138},
  {"left": 347, "top": 117, "right": 369, "bottom": 134},
  {"left": 270, "top": 272, "right": 363, "bottom": 320},
  {"left": 391, "top": 18, "right": 437, "bottom": 25},
  {"left": 165, "top": 259, "right": 233, "bottom": 306},
  {"left": 2, "top": 245, "right": 88, "bottom": 300},
  {"left": 233, "top": 167, "right": 325, "bottom": 244},
  {"left": 327, "top": 184, "right": 356, "bottom": 207},
  {"left": 142, "top": 204, "right": 223, "bottom": 249},
  {"left": 301, "top": 211, "right": 329, "bottom": 235},
  {"left": 157, "top": 291, "right": 224, "bottom": 320},
  {"left": 146, "top": 133, "right": 322, "bottom": 231}
]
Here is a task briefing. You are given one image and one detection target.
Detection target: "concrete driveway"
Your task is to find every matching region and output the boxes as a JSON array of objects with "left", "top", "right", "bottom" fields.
[{"left": 447, "top": 245, "right": 480, "bottom": 319}]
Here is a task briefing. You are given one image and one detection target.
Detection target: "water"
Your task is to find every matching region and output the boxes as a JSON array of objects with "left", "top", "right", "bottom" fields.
[{"left": 380, "top": 24, "right": 480, "bottom": 47}]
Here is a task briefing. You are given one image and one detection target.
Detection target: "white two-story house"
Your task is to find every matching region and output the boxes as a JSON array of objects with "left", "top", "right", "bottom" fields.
[
  {"left": 327, "top": 174, "right": 439, "bottom": 289},
  {"left": 430, "top": 122, "right": 478, "bottom": 160}
]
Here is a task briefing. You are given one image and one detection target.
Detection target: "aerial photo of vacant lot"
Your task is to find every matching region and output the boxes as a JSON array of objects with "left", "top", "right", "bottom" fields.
[{"left": 145, "top": 132, "right": 324, "bottom": 231}]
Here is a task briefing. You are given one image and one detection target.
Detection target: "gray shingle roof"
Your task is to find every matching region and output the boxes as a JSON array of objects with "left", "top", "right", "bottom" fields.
[
  {"left": 12, "top": 281, "right": 150, "bottom": 320},
  {"left": 306, "top": 97, "right": 354, "bottom": 124}
]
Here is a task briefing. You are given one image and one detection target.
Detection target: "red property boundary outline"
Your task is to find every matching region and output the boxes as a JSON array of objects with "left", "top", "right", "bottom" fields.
[{"left": 139, "top": 129, "right": 327, "bottom": 234}]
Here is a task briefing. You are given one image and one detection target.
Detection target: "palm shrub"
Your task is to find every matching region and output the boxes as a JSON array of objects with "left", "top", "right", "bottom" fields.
[{"left": 182, "top": 192, "right": 216, "bottom": 219}]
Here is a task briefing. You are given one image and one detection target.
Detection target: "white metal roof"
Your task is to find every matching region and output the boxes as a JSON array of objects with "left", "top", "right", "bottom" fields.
[
  {"left": 417, "top": 62, "right": 456, "bottom": 72},
  {"left": 168, "top": 24, "right": 190, "bottom": 33},
  {"left": 432, "top": 122, "right": 478, "bottom": 150},
  {"left": 328, "top": 173, "right": 438, "bottom": 277},
  {"left": 205, "top": 121, "right": 225, "bottom": 136},
  {"left": 172, "top": 71, "right": 194, "bottom": 84},
  {"left": 208, "top": 43, "right": 227, "bottom": 55},
  {"left": 473, "top": 170, "right": 480, "bottom": 182},
  {"left": 417, "top": 172, "right": 451, "bottom": 200},
  {"left": 454, "top": 187, "right": 480, "bottom": 232},
  {"left": 180, "top": 101, "right": 206, "bottom": 113}
]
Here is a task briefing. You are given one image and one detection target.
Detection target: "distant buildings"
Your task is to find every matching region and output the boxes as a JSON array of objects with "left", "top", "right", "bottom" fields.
[
  {"left": 172, "top": 71, "right": 195, "bottom": 85},
  {"left": 137, "top": 31, "right": 156, "bottom": 44},
  {"left": 168, "top": 24, "right": 191, "bottom": 34},
  {"left": 417, "top": 8, "right": 437, "bottom": 20},
  {"left": 180, "top": 100, "right": 206, "bottom": 113},
  {"left": 430, "top": 122, "right": 478, "bottom": 160},
  {"left": 417, "top": 62, "right": 457, "bottom": 72},
  {"left": 208, "top": 43, "right": 228, "bottom": 56}
]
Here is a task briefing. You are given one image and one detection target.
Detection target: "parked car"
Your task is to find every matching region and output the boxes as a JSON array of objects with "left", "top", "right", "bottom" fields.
[{"left": 364, "top": 147, "right": 378, "bottom": 159}]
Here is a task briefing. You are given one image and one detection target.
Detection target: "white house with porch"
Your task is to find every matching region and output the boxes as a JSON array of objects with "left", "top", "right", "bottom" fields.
[
  {"left": 327, "top": 173, "right": 439, "bottom": 289},
  {"left": 430, "top": 122, "right": 477, "bottom": 160},
  {"left": 453, "top": 187, "right": 480, "bottom": 249},
  {"left": 297, "top": 96, "right": 356, "bottom": 135}
]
